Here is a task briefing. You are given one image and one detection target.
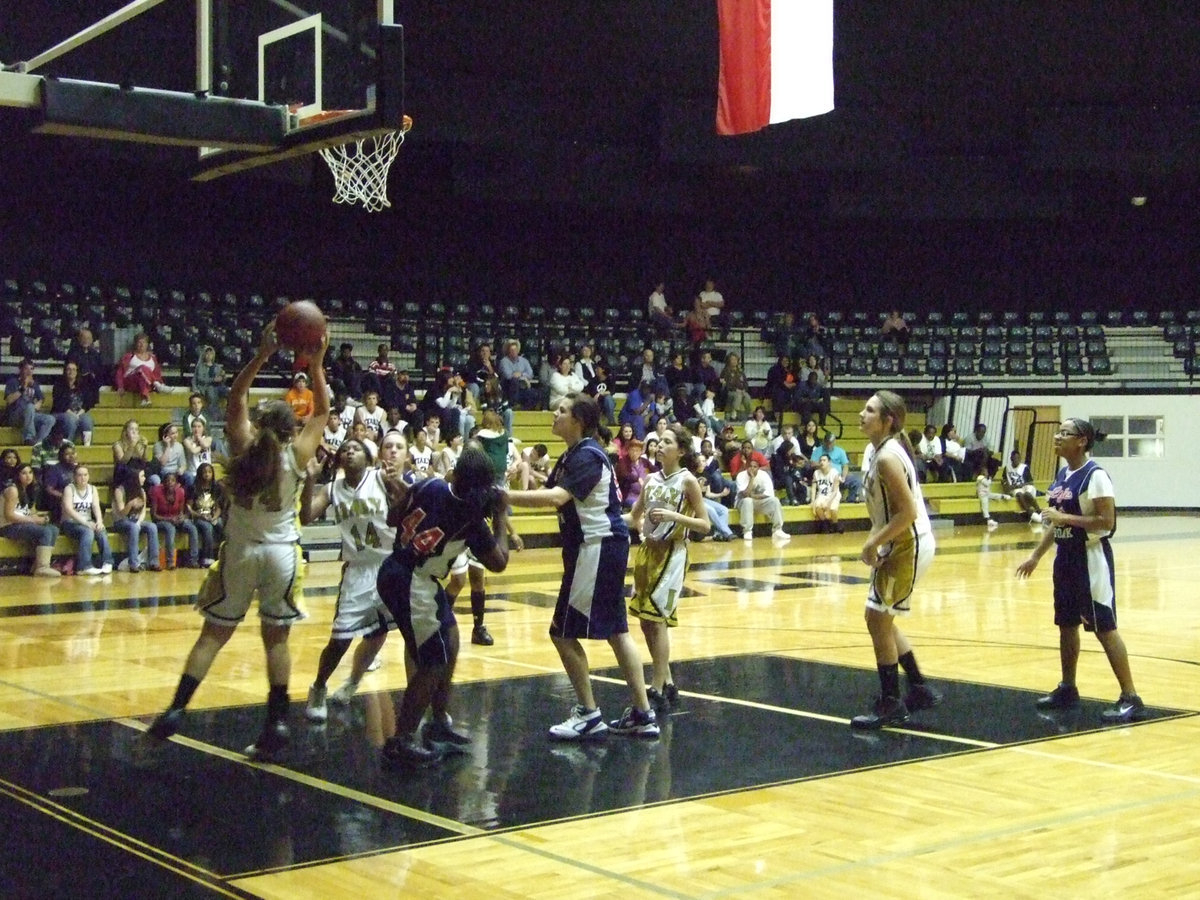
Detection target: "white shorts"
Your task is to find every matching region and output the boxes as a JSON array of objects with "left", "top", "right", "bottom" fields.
[
  {"left": 331, "top": 561, "right": 397, "bottom": 640},
  {"left": 196, "top": 541, "right": 306, "bottom": 626},
  {"left": 865, "top": 529, "right": 934, "bottom": 616},
  {"left": 448, "top": 549, "right": 485, "bottom": 578}
]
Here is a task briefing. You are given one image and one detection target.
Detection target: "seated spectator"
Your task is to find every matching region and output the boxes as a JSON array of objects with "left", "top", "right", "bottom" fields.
[
  {"left": 464, "top": 342, "right": 497, "bottom": 402},
  {"left": 735, "top": 457, "right": 788, "bottom": 541},
  {"left": 153, "top": 422, "right": 189, "bottom": 486},
  {"left": 964, "top": 423, "right": 1000, "bottom": 479},
  {"left": 362, "top": 343, "right": 397, "bottom": 398},
  {"left": 721, "top": 353, "right": 754, "bottom": 423},
  {"left": 582, "top": 361, "right": 617, "bottom": 427},
  {"left": 618, "top": 380, "right": 654, "bottom": 440},
  {"left": 522, "top": 443, "right": 552, "bottom": 488},
  {"left": 66, "top": 327, "right": 105, "bottom": 411},
  {"left": 769, "top": 424, "right": 802, "bottom": 491},
  {"left": 811, "top": 432, "right": 863, "bottom": 502},
  {"left": 797, "top": 354, "right": 829, "bottom": 390},
  {"left": 111, "top": 461, "right": 159, "bottom": 573},
  {"left": 663, "top": 351, "right": 691, "bottom": 411},
  {"left": 764, "top": 355, "right": 796, "bottom": 419},
  {"left": 795, "top": 370, "right": 830, "bottom": 427},
  {"left": 381, "top": 369, "right": 419, "bottom": 427},
  {"left": 182, "top": 418, "right": 215, "bottom": 482},
  {"left": 691, "top": 388, "right": 722, "bottom": 435},
  {"left": 420, "top": 411, "right": 442, "bottom": 450},
  {"left": 778, "top": 446, "right": 810, "bottom": 506},
  {"left": 689, "top": 349, "right": 722, "bottom": 406},
  {"left": 406, "top": 428, "right": 436, "bottom": 481},
  {"left": 187, "top": 461, "right": 225, "bottom": 567},
  {"left": 498, "top": 339, "right": 539, "bottom": 410},
  {"left": 112, "top": 419, "right": 150, "bottom": 487},
  {"left": 41, "top": 444, "right": 78, "bottom": 521},
  {"left": 644, "top": 436, "right": 662, "bottom": 475},
  {"left": 880, "top": 309, "right": 910, "bottom": 342},
  {"left": 183, "top": 392, "right": 210, "bottom": 435},
  {"left": 1001, "top": 449, "right": 1043, "bottom": 524},
  {"left": 5, "top": 358, "right": 55, "bottom": 445},
  {"left": 190, "top": 345, "right": 229, "bottom": 416},
  {"left": 30, "top": 423, "right": 72, "bottom": 474},
  {"left": 688, "top": 454, "right": 733, "bottom": 541},
  {"left": 51, "top": 360, "right": 95, "bottom": 445},
  {"left": 348, "top": 420, "right": 379, "bottom": 462},
  {"left": 425, "top": 370, "right": 475, "bottom": 439},
  {"left": 615, "top": 438, "right": 649, "bottom": 510},
  {"left": 698, "top": 278, "right": 725, "bottom": 324},
  {"left": 434, "top": 433, "right": 463, "bottom": 477},
  {"left": 797, "top": 418, "right": 821, "bottom": 480},
  {"left": 149, "top": 471, "right": 200, "bottom": 569},
  {"left": 729, "top": 439, "right": 770, "bottom": 478},
  {"left": 573, "top": 343, "right": 598, "bottom": 386},
  {"left": 116, "top": 333, "right": 174, "bottom": 406},
  {"left": 0, "top": 462, "right": 61, "bottom": 577},
  {"left": 547, "top": 354, "right": 585, "bottom": 411},
  {"left": 936, "top": 424, "right": 968, "bottom": 482},
  {"left": 802, "top": 314, "right": 828, "bottom": 360},
  {"left": 0, "top": 448, "right": 21, "bottom": 489},
  {"left": 692, "top": 420, "right": 712, "bottom": 454},
  {"left": 285, "top": 372, "right": 315, "bottom": 423},
  {"left": 355, "top": 389, "right": 388, "bottom": 443},
  {"left": 718, "top": 423, "right": 742, "bottom": 471},
  {"left": 648, "top": 281, "right": 676, "bottom": 330},
  {"left": 744, "top": 406, "right": 774, "bottom": 453},
  {"left": 478, "top": 375, "right": 514, "bottom": 436},
  {"left": 60, "top": 463, "right": 113, "bottom": 575},
  {"left": 328, "top": 342, "right": 365, "bottom": 399},
  {"left": 811, "top": 454, "right": 843, "bottom": 532},
  {"left": 916, "top": 423, "right": 941, "bottom": 483},
  {"left": 683, "top": 295, "right": 710, "bottom": 345}
]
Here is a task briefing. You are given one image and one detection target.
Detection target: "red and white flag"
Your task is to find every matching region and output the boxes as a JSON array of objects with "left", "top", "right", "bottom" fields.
[{"left": 716, "top": 0, "right": 834, "bottom": 136}]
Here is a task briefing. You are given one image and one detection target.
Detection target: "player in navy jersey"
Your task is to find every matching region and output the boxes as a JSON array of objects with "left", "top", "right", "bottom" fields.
[
  {"left": 1016, "top": 418, "right": 1145, "bottom": 724},
  {"left": 375, "top": 442, "right": 510, "bottom": 767},
  {"left": 507, "top": 393, "right": 659, "bottom": 739}
]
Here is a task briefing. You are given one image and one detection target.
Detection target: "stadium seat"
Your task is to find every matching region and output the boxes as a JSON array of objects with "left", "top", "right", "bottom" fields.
[
  {"left": 1088, "top": 355, "right": 1112, "bottom": 375},
  {"left": 953, "top": 357, "right": 976, "bottom": 376},
  {"left": 1000, "top": 310, "right": 1021, "bottom": 326},
  {"left": 1007, "top": 325, "right": 1030, "bottom": 340},
  {"left": 1033, "top": 356, "right": 1057, "bottom": 376},
  {"left": 1129, "top": 310, "right": 1150, "bottom": 326},
  {"left": 982, "top": 340, "right": 1003, "bottom": 357},
  {"left": 849, "top": 357, "right": 870, "bottom": 377},
  {"left": 1077, "top": 310, "right": 1099, "bottom": 326},
  {"left": 900, "top": 356, "right": 922, "bottom": 376},
  {"left": 1006, "top": 357, "right": 1029, "bottom": 376},
  {"left": 873, "top": 357, "right": 898, "bottom": 376},
  {"left": 1052, "top": 310, "right": 1073, "bottom": 326},
  {"left": 1085, "top": 338, "right": 1107, "bottom": 357},
  {"left": 927, "top": 356, "right": 948, "bottom": 376},
  {"left": 1007, "top": 340, "right": 1028, "bottom": 357},
  {"left": 979, "top": 357, "right": 1002, "bottom": 376},
  {"left": 950, "top": 311, "right": 970, "bottom": 327},
  {"left": 1064, "top": 356, "right": 1085, "bottom": 376}
]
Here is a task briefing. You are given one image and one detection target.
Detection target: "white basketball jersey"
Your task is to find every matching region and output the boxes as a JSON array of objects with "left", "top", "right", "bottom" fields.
[
  {"left": 225, "top": 444, "right": 303, "bottom": 544},
  {"left": 641, "top": 468, "right": 688, "bottom": 542},
  {"left": 864, "top": 437, "right": 932, "bottom": 538},
  {"left": 328, "top": 468, "right": 395, "bottom": 565}
]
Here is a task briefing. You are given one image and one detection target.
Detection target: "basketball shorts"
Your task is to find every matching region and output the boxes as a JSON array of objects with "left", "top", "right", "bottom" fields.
[
  {"left": 629, "top": 538, "right": 687, "bottom": 627},
  {"left": 866, "top": 530, "right": 934, "bottom": 615},
  {"left": 196, "top": 541, "right": 306, "bottom": 626},
  {"left": 551, "top": 536, "right": 629, "bottom": 640},
  {"left": 448, "top": 549, "right": 485, "bottom": 578},
  {"left": 377, "top": 556, "right": 457, "bottom": 667},
  {"left": 1052, "top": 541, "right": 1117, "bottom": 633},
  {"left": 330, "top": 561, "right": 397, "bottom": 640}
]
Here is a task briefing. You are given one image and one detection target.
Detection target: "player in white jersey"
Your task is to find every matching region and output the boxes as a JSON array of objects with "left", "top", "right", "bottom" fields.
[
  {"left": 300, "top": 438, "right": 397, "bottom": 722},
  {"left": 140, "top": 322, "right": 330, "bottom": 763},
  {"left": 628, "top": 424, "right": 710, "bottom": 709},
  {"left": 852, "top": 391, "right": 941, "bottom": 730},
  {"left": 408, "top": 429, "right": 435, "bottom": 481}
]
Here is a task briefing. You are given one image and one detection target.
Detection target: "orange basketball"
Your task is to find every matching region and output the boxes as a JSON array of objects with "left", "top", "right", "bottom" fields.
[{"left": 275, "top": 301, "right": 327, "bottom": 352}]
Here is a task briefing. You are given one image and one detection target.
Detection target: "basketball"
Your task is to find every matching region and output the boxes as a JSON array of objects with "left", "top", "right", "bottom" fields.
[{"left": 275, "top": 300, "right": 327, "bottom": 352}]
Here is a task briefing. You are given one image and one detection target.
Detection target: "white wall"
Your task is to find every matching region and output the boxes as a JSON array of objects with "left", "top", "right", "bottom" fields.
[{"left": 1005, "top": 393, "right": 1199, "bottom": 508}]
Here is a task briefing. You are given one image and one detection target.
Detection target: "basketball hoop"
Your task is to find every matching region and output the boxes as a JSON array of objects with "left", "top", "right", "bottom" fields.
[{"left": 318, "top": 115, "right": 412, "bottom": 212}]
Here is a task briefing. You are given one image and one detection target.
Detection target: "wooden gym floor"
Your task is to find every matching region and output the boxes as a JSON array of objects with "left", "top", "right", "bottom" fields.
[{"left": 1, "top": 513, "right": 1198, "bottom": 898}]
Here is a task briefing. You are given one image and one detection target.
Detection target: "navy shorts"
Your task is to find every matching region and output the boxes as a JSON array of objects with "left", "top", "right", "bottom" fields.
[{"left": 551, "top": 536, "right": 629, "bottom": 640}]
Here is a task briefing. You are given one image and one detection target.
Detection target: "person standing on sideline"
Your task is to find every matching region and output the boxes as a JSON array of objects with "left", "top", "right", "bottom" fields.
[
  {"left": 853, "top": 391, "right": 941, "bottom": 729},
  {"left": 300, "top": 438, "right": 396, "bottom": 722},
  {"left": 375, "top": 442, "right": 511, "bottom": 767},
  {"left": 506, "top": 394, "right": 660, "bottom": 739},
  {"left": 628, "top": 424, "right": 710, "bottom": 710},
  {"left": 1015, "top": 419, "right": 1144, "bottom": 724},
  {"left": 139, "top": 322, "right": 330, "bottom": 762}
]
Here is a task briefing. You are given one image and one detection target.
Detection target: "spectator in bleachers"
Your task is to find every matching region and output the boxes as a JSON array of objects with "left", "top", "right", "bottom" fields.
[
  {"left": 1001, "top": 449, "right": 1043, "bottom": 524},
  {"left": 573, "top": 343, "right": 598, "bottom": 386},
  {"left": 498, "top": 339, "right": 538, "bottom": 410},
  {"left": 916, "top": 423, "right": 941, "bottom": 483},
  {"left": 466, "top": 342, "right": 497, "bottom": 402},
  {"left": 689, "top": 454, "right": 733, "bottom": 541},
  {"left": 795, "top": 370, "right": 830, "bottom": 427},
  {"left": 798, "top": 419, "right": 821, "bottom": 478},
  {"left": 0, "top": 448, "right": 20, "bottom": 489},
  {"left": 689, "top": 350, "right": 721, "bottom": 406},
  {"left": 426, "top": 370, "right": 476, "bottom": 440},
  {"left": 644, "top": 436, "right": 662, "bottom": 475},
  {"left": 730, "top": 439, "right": 769, "bottom": 478},
  {"left": 112, "top": 419, "right": 150, "bottom": 488},
  {"left": 154, "top": 422, "right": 189, "bottom": 487},
  {"left": 813, "top": 432, "right": 863, "bottom": 502},
  {"left": 284, "top": 372, "right": 315, "bottom": 424},
  {"left": 407, "top": 427, "right": 436, "bottom": 481},
  {"left": 615, "top": 438, "right": 649, "bottom": 511},
  {"left": 190, "top": 345, "right": 229, "bottom": 416},
  {"left": 936, "top": 424, "right": 968, "bottom": 482},
  {"left": 698, "top": 278, "right": 725, "bottom": 325},
  {"left": 964, "top": 423, "right": 1000, "bottom": 479},
  {"left": 548, "top": 354, "right": 586, "bottom": 411},
  {"left": 349, "top": 420, "right": 379, "bottom": 462},
  {"left": 683, "top": 295, "right": 710, "bottom": 345},
  {"left": 421, "top": 410, "right": 442, "bottom": 450},
  {"left": 797, "top": 354, "right": 829, "bottom": 390},
  {"left": 183, "top": 393, "right": 210, "bottom": 435},
  {"left": 5, "top": 358, "right": 55, "bottom": 445},
  {"left": 0, "top": 462, "right": 61, "bottom": 577},
  {"left": 744, "top": 406, "right": 774, "bottom": 453},
  {"left": 880, "top": 309, "right": 910, "bottom": 343},
  {"left": 30, "top": 422, "right": 72, "bottom": 474},
  {"left": 802, "top": 314, "right": 828, "bottom": 360},
  {"left": 765, "top": 355, "right": 796, "bottom": 420},
  {"left": 363, "top": 343, "right": 397, "bottom": 399},
  {"left": 628, "top": 347, "right": 668, "bottom": 398},
  {"left": 735, "top": 457, "right": 788, "bottom": 542},
  {"left": 187, "top": 462, "right": 224, "bottom": 567},
  {"left": 182, "top": 418, "right": 215, "bottom": 483},
  {"left": 581, "top": 360, "right": 616, "bottom": 426},
  {"left": 691, "top": 421, "right": 712, "bottom": 454},
  {"left": 718, "top": 423, "right": 741, "bottom": 470},
  {"left": 648, "top": 281, "right": 676, "bottom": 330},
  {"left": 720, "top": 352, "right": 753, "bottom": 423},
  {"left": 618, "top": 380, "right": 653, "bottom": 440},
  {"left": 61, "top": 463, "right": 114, "bottom": 575},
  {"left": 51, "top": 361, "right": 95, "bottom": 446},
  {"left": 381, "top": 370, "right": 419, "bottom": 426},
  {"left": 116, "top": 333, "right": 174, "bottom": 407},
  {"left": 770, "top": 424, "right": 802, "bottom": 485},
  {"left": 479, "top": 375, "right": 514, "bottom": 436},
  {"left": 328, "top": 343, "right": 365, "bottom": 400},
  {"left": 41, "top": 444, "right": 77, "bottom": 522},
  {"left": 811, "top": 454, "right": 843, "bottom": 532},
  {"left": 662, "top": 351, "right": 689, "bottom": 411},
  {"left": 692, "top": 388, "right": 722, "bottom": 435},
  {"left": 149, "top": 471, "right": 200, "bottom": 569},
  {"left": 66, "top": 327, "right": 105, "bottom": 412},
  {"left": 111, "top": 461, "right": 159, "bottom": 573},
  {"left": 354, "top": 390, "right": 388, "bottom": 443},
  {"left": 611, "top": 422, "right": 635, "bottom": 461}
]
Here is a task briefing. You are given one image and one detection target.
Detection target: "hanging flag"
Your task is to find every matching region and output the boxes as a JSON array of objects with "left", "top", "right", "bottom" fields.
[{"left": 716, "top": 0, "right": 834, "bottom": 136}]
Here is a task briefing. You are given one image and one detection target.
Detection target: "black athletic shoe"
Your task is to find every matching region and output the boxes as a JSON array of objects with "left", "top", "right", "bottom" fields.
[
  {"left": 147, "top": 707, "right": 184, "bottom": 742},
  {"left": 903, "top": 683, "right": 944, "bottom": 712},
  {"left": 382, "top": 735, "right": 441, "bottom": 769},
  {"left": 1100, "top": 693, "right": 1146, "bottom": 725},
  {"left": 646, "top": 686, "right": 668, "bottom": 710},
  {"left": 244, "top": 720, "right": 290, "bottom": 762},
  {"left": 850, "top": 696, "right": 909, "bottom": 730},
  {"left": 132, "top": 708, "right": 184, "bottom": 766},
  {"left": 422, "top": 719, "right": 472, "bottom": 755},
  {"left": 1035, "top": 682, "right": 1080, "bottom": 710},
  {"left": 663, "top": 683, "right": 679, "bottom": 705},
  {"left": 471, "top": 624, "right": 494, "bottom": 646}
]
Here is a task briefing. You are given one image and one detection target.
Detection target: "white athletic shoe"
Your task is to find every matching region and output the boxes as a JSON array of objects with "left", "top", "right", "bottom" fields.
[
  {"left": 772, "top": 529, "right": 791, "bottom": 541},
  {"left": 305, "top": 685, "right": 328, "bottom": 722},
  {"left": 1030, "top": 512, "right": 1043, "bottom": 525},
  {"left": 548, "top": 705, "right": 608, "bottom": 741},
  {"left": 99, "top": 562, "right": 114, "bottom": 574},
  {"left": 329, "top": 680, "right": 358, "bottom": 704},
  {"left": 986, "top": 518, "right": 999, "bottom": 530},
  {"left": 366, "top": 654, "right": 383, "bottom": 672},
  {"left": 79, "top": 566, "right": 104, "bottom": 576},
  {"left": 743, "top": 532, "right": 754, "bottom": 542}
]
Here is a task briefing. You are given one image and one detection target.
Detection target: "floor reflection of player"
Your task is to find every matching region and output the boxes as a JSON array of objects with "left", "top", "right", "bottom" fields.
[
  {"left": 300, "top": 437, "right": 397, "bottom": 722},
  {"left": 376, "top": 442, "right": 511, "bottom": 768}
]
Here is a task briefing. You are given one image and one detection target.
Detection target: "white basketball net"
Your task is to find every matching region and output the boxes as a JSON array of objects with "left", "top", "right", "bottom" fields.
[{"left": 318, "top": 130, "right": 405, "bottom": 212}]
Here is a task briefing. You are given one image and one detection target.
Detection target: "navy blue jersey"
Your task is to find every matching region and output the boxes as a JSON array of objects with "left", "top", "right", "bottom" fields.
[
  {"left": 547, "top": 437, "right": 628, "bottom": 549},
  {"left": 386, "top": 479, "right": 497, "bottom": 581},
  {"left": 1048, "top": 460, "right": 1115, "bottom": 547}
]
